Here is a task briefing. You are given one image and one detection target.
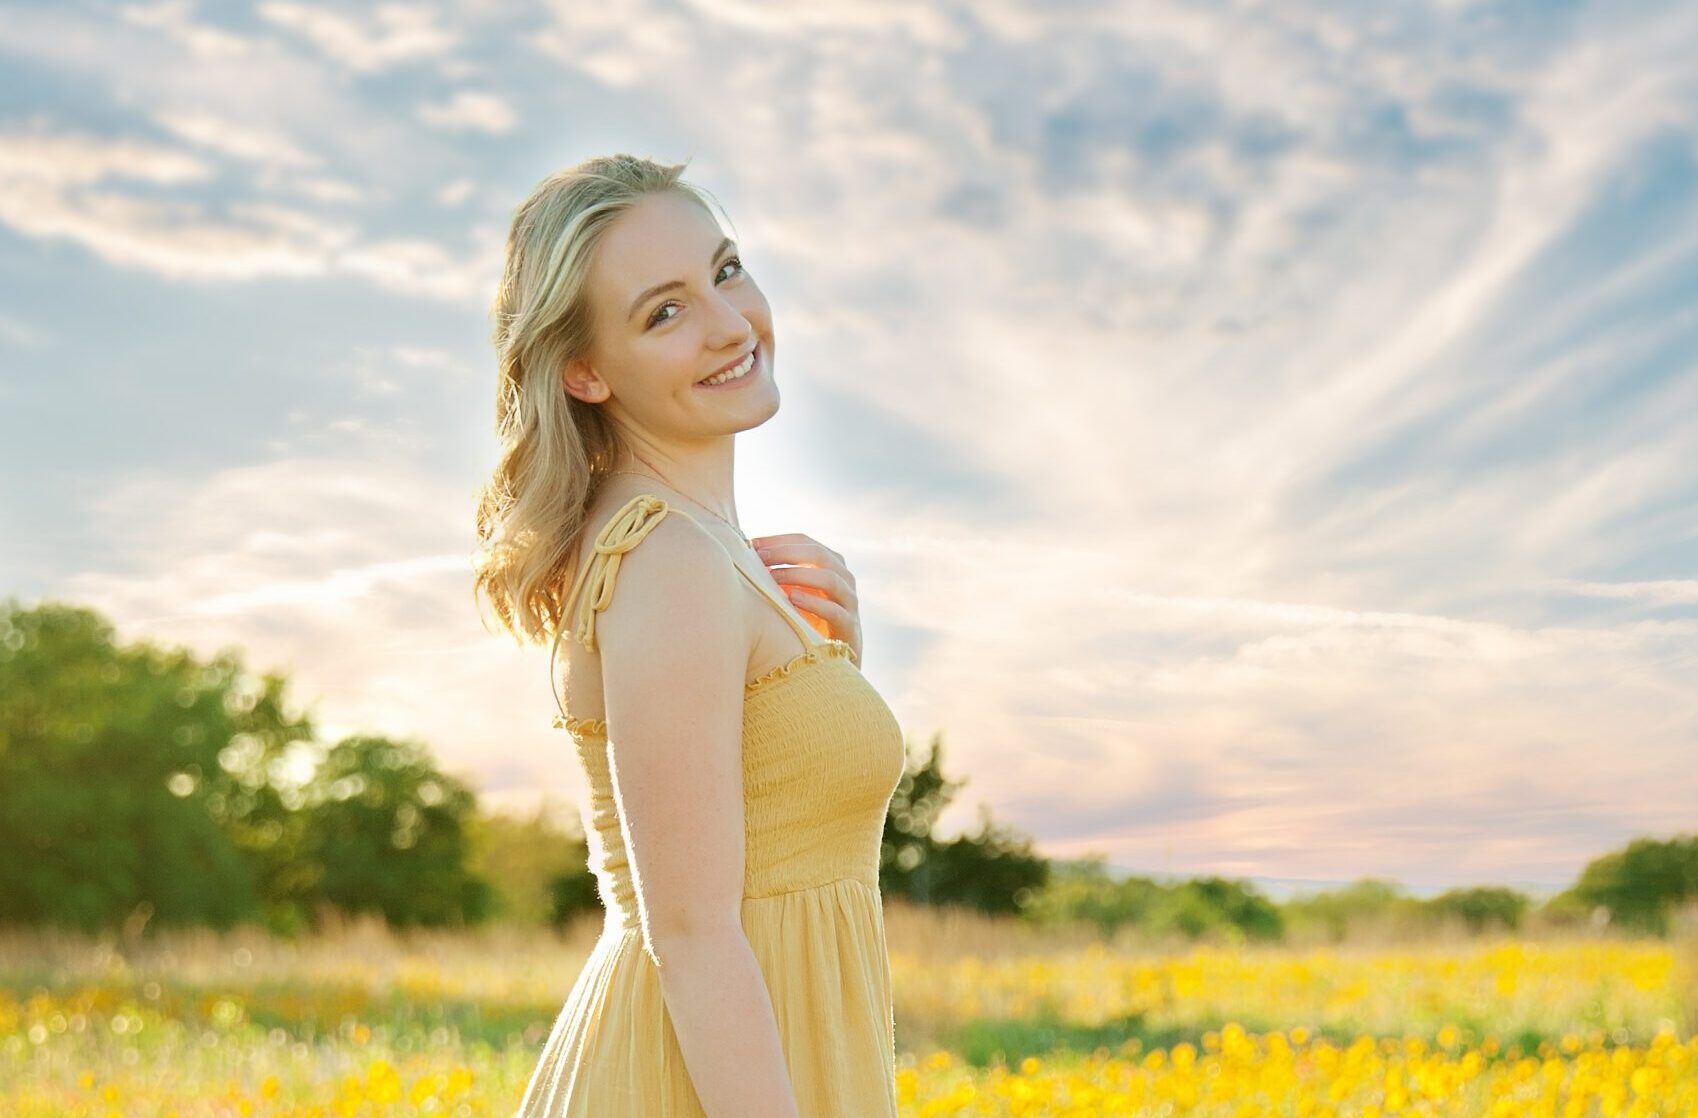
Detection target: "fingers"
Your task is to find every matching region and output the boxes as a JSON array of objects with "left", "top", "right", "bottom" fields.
[
  {"left": 752, "top": 535, "right": 844, "bottom": 569},
  {"left": 765, "top": 564, "right": 857, "bottom": 612}
]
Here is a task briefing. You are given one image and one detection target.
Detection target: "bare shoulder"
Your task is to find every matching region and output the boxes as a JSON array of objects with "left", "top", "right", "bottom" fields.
[
  {"left": 594, "top": 496, "right": 746, "bottom": 647},
  {"left": 556, "top": 484, "right": 750, "bottom": 724}
]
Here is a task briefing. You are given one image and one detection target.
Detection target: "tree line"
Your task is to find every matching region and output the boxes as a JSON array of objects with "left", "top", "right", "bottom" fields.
[{"left": 2, "top": 599, "right": 1692, "bottom": 942}]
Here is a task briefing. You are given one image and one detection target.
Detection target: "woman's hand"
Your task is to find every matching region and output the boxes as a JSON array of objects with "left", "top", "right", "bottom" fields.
[{"left": 751, "top": 534, "right": 862, "bottom": 666}]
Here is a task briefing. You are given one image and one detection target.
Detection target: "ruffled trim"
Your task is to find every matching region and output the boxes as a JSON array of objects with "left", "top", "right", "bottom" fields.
[
  {"left": 552, "top": 639, "right": 859, "bottom": 738},
  {"left": 746, "top": 638, "right": 858, "bottom": 694},
  {"left": 555, "top": 712, "right": 610, "bottom": 737}
]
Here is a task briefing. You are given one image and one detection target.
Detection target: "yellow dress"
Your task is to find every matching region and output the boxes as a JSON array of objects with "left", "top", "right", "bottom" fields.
[{"left": 516, "top": 493, "right": 905, "bottom": 1117}]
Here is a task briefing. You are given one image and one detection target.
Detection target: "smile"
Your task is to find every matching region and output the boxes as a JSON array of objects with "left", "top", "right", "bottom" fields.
[{"left": 698, "top": 344, "right": 759, "bottom": 387}]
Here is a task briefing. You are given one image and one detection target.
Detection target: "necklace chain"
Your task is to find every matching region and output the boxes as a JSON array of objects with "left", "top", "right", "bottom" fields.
[{"left": 603, "top": 467, "right": 755, "bottom": 551}]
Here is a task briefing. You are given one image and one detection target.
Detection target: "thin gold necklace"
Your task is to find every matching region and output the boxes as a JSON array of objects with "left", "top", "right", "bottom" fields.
[{"left": 604, "top": 467, "right": 756, "bottom": 552}]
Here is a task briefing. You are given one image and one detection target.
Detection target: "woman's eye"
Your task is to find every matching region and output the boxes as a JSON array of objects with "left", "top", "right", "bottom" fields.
[{"left": 645, "top": 257, "right": 745, "bottom": 329}]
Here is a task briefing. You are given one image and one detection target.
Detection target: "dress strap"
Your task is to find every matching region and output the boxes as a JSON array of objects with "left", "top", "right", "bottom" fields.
[
  {"left": 548, "top": 492, "right": 821, "bottom": 726},
  {"left": 726, "top": 546, "right": 820, "bottom": 649},
  {"left": 547, "top": 493, "right": 671, "bottom": 728},
  {"left": 559, "top": 493, "right": 674, "bottom": 654}
]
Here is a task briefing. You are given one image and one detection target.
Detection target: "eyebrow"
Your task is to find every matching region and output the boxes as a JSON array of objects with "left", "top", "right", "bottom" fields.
[{"left": 626, "top": 236, "right": 737, "bottom": 324}]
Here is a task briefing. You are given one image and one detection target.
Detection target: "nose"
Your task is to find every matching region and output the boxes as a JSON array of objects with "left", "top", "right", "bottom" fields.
[{"left": 707, "top": 289, "right": 755, "bottom": 348}]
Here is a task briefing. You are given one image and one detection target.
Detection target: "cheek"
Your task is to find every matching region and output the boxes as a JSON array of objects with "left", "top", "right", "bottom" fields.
[
  {"left": 638, "top": 336, "right": 700, "bottom": 384},
  {"left": 749, "top": 285, "right": 773, "bottom": 323}
]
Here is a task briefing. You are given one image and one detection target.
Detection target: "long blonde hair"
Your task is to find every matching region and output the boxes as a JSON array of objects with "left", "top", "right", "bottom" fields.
[{"left": 473, "top": 153, "right": 729, "bottom": 645}]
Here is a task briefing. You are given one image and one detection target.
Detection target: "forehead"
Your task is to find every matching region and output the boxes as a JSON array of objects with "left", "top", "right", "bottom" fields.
[{"left": 592, "top": 191, "right": 723, "bottom": 294}]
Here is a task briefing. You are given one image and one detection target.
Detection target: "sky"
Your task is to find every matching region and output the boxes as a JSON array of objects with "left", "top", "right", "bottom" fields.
[{"left": 3, "top": 0, "right": 1695, "bottom": 899}]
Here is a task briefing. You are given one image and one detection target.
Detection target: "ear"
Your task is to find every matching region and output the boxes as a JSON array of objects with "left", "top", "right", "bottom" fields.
[{"left": 561, "top": 354, "right": 608, "bottom": 404}]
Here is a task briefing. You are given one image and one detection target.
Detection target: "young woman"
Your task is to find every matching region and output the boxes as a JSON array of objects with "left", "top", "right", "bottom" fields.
[{"left": 473, "top": 154, "right": 905, "bottom": 1117}]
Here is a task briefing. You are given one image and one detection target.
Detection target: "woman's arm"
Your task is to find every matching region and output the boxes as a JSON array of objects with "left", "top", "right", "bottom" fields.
[{"left": 595, "top": 514, "right": 800, "bottom": 1118}]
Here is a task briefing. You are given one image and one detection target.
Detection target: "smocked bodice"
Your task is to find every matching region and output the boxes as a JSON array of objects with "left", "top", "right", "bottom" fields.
[{"left": 563, "top": 642, "right": 902, "bottom": 931}]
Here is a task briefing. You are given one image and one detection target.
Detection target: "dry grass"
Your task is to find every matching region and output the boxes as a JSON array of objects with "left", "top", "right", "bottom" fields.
[
  {"left": 881, "top": 895, "right": 1103, "bottom": 963},
  {"left": 0, "top": 908, "right": 609, "bottom": 1001},
  {"left": 1673, "top": 900, "right": 1698, "bottom": 1036}
]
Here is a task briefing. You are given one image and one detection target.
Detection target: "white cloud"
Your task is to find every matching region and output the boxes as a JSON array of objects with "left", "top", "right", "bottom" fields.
[
  {"left": 338, "top": 232, "right": 502, "bottom": 303},
  {"left": 0, "top": 127, "right": 493, "bottom": 298},
  {"left": 435, "top": 178, "right": 474, "bottom": 206},
  {"left": 153, "top": 108, "right": 320, "bottom": 169},
  {"left": 417, "top": 90, "right": 516, "bottom": 135},
  {"left": 257, "top": 1, "right": 458, "bottom": 73},
  {"left": 0, "top": 130, "right": 348, "bottom": 280},
  {"left": 119, "top": 0, "right": 252, "bottom": 59},
  {"left": 0, "top": 2, "right": 449, "bottom": 186},
  {"left": 0, "top": 128, "right": 212, "bottom": 186},
  {"left": 1544, "top": 578, "right": 1698, "bottom": 606}
]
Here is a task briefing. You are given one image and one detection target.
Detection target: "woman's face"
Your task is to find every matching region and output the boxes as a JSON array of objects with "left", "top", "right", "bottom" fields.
[{"left": 565, "top": 190, "right": 777, "bottom": 436}]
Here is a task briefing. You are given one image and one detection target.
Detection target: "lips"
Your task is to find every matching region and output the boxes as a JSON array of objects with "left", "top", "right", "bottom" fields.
[{"left": 699, "top": 343, "right": 758, "bottom": 384}]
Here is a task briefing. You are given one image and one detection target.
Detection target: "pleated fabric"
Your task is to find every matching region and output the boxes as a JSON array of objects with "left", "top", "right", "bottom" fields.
[{"left": 517, "top": 494, "right": 905, "bottom": 1117}]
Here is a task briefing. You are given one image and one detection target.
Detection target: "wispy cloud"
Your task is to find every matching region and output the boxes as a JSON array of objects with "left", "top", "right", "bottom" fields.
[
  {"left": 417, "top": 90, "right": 517, "bottom": 135},
  {"left": 1544, "top": 578, "right": 1698, "bottom": 606},
  {"left": 153, "top": 108, "right": 321, "bottom": 169},
  {"left": 257, "top": 1, "right": 460, "bottom": 74}
]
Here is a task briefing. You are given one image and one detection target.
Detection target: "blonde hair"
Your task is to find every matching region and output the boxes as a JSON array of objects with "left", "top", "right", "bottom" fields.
[{"left": 472, "top": 153, "right": 730, "bottom": 645}]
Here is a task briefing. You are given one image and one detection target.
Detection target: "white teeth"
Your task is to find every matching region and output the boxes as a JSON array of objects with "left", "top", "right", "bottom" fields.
[{"left": 701, "top": 348, "right": 756, "bottom": 386}]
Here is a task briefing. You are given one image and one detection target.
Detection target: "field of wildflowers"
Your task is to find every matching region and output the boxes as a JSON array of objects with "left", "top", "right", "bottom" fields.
[{"left": 3, "top": 898, "right": 1694, "bottom": 1116}]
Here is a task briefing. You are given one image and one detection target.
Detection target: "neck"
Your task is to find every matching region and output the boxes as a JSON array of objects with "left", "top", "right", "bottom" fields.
[{"left": 609, "top": 441, "right": 739, "bottom": 524}]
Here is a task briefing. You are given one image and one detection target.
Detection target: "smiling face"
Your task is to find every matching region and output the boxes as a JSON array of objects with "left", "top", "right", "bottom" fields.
[{"left": 563, "top": 189, "right": 778, "bottom": 439}]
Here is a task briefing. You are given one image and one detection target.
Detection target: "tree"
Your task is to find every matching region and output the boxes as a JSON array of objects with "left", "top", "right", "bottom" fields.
[
  {"left": 1149, "top": 876, "right": 1284, "bottom": 943},
  {"left": 1023, "top": 856, "right": 1163, "bottom": 937},
  {"left": 1560, "top": 834, "right": 1698, "bottom": 935},
  {"left": 298, "top": 735, "right": 494, "bottom": 929},
  {"left": 910, "top": 804, "right": 1049, "bottom": 916},
  {"left": 880, "top": 731, "right": 966, "bottom": 887},
  {"left": 879, "top": 732, "right": 1048, "bottom": 915},
  {"left": 548, "top": 865, "right": 604, "bottom": 929},
  {"left": 465, "top": 797, "right": 594, "bottom": 927},
  {"left": 1427, "top": 886, "right": 1529, "bottom": 933},
  {"left": 1282, "top": 878, "right": 1413, "bottom": 943},
  {"left": 0, "top": 599, "right": 312, "bottom": 933}
]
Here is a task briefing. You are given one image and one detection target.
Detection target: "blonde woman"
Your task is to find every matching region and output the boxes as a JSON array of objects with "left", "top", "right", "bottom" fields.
[{"left": 474, "top": 154, "right": 905, "bottom": 1117}]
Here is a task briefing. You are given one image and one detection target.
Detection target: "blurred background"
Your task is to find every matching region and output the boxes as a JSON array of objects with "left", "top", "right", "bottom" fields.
[{"left": 3, "top": 2, "right": 1698, "bottom": 1111}]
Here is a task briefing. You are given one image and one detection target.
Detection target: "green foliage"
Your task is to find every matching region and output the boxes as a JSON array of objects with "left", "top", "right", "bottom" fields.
[
  {"left": 1025, "top": 858, "right": 1282, "bottom": 944},
  {"left": 548, "top": 867, "right": 604, "bottom": 928},
  {"left": 1022, "top": 856, "right": 1163, "bottom": 937},
  {"left": 1427, "top": 886, "right": 1529, "bottom": 933},
  {"left": 879, "top": 732, "right": 1048, "bottom": 916},
  {"left": 1535, "top": 889, "right": 1598, "bottom": 929},
  {"left": 0, "top": 600, "right": 312, "bottom": 933},
  {"left": 464, "top": 798, "right": 595, "bottom": 927},
  {"left": 297, "top": 735, "right": 494, "bottom": 929},
  {"left": 1559, "top": 833, "right": 1698, "bottom": 935},
  {"left": 912, "top": 805, "right": 1050, "bottom": 917},
  {"left": 1281, "top": 879, "right": 1539, "bottom": 941},
  {"left": 1148, "top": 876, "right": 1284, "bottom": 944},
  {"left": 0, "top": 599, "right": 493, "bottom": 935},
  {"left": 1282, "top": 878, "right": 1420, "bottom": 943},
  {"left": 881, "top": 730, "right": 966, "bottom": 874}
]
